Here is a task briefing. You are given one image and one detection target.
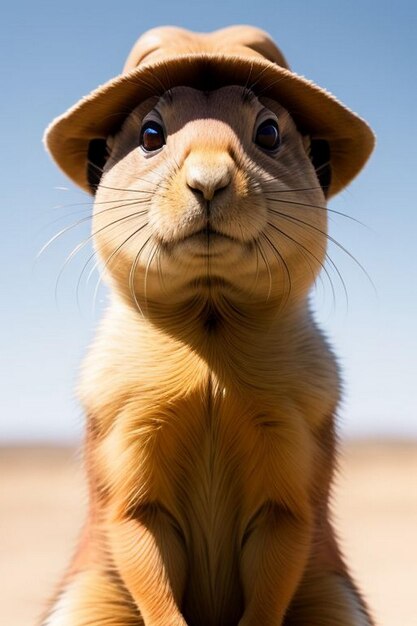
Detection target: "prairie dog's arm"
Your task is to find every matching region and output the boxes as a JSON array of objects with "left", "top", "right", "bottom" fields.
[
  {"left": 97, "top": 406, "right": 189, "bottom": 626},
  {"left": 238, "top": 502, "right": 312, "bottom": 626},
  {"left": 108, "top": 506, "right": 188, "bottom": 626},
  {"left": 285, "top": 513, "right": 375, "bottom": 625}
]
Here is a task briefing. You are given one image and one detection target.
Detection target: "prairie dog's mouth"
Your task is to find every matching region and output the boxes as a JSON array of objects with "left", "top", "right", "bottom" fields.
[
  {"left": 188, "top": 227, "right": 237, "bottom": 242},
  {"left": 175, "top": 229, "right": 244, "bottom": 261},
  {"left": 158, "top": 226, "right": 242, "bottom": 252},
  {"left": 156, "top": 224, "right": 258, "bottom": 265}
]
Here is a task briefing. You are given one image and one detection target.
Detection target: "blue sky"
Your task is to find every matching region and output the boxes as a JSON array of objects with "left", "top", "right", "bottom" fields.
[{"left": 1, "top": 0, "right": 416, "bottom": 441}]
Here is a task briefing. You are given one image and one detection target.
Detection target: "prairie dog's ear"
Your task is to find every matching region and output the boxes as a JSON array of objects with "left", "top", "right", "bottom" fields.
[
  {"left": 309, "top": 138, "right": 331, "bottom": 198},
  {"left": 87, "top": 137, "right": 113, "bottom": 194}
]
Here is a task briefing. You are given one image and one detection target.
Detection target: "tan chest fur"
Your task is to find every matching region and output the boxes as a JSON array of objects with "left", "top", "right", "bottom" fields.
[
  {"left": 75, "top": 297, "right": 340, "bottom": 624},
  {"left": 80, "top": 296, "right": 339, "bottom": 562}
]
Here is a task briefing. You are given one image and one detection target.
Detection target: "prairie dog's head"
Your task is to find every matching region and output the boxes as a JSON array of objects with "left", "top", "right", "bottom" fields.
[{"left": 92, "top": 85, "right": 328, "bottom": 313}]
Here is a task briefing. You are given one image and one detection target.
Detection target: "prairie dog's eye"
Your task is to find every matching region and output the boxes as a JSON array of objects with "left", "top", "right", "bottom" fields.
[
  {"left": 140, "top": 120, "right": 165, "bottom": 152},
  {"left": 254, "top": 118, "right": 281, "bottom": 152}
]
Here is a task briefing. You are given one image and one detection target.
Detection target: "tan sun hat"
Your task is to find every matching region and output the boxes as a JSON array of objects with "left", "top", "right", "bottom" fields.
[{"left": 44, "top": 25, "right": 374, "bottom": 197}]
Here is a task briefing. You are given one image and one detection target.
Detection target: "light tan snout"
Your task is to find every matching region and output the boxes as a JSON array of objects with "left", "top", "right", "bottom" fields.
[{"left": 184, "top": 151, "right": 234, "bottom": 201}]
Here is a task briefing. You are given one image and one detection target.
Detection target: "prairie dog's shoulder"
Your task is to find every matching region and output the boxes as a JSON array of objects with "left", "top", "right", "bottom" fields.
[
  {"left": 78, "top": 296, "right": 210, "bottom": 418},
  {"left": 79, "top": 296, "right": 340, "bottom": 433},
  {"left": 296, "top": 311, "right": 341, "bottom": 424}
]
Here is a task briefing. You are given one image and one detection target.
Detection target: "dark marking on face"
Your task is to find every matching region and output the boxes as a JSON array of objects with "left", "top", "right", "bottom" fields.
[
  {"left": 87, "top": 138, "right": 109, "bottom": 193},
  {"left": 310, "top": 139, "right": 331, "bottom": 197}
]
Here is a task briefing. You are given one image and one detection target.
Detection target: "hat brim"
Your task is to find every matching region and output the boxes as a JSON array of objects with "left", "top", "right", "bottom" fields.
[{"left": 44, "top": 53, "right": 374, "bottom": 197}]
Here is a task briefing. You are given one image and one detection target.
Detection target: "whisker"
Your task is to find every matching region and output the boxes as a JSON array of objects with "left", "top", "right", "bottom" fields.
[
  {"left": 260, "top": 231, "right": 292, "bottom": 308},
  {"left": 252, "top": 237, "right": 261, "bottom": 297},
  {"left": 259, "top": 230, "right": 293, "bottom": 307},
  {"left": 85, "top": 155, "right": 171, "bottom": 193},
  {"left": 249, "top": 64, "right": 280, "bottom": 94},
  {"left": 76, "top": 215, "right": 148, "bottom": 309},
  {"left": 37, "top": 200, "right": 150, "bottom": 259},
  {"left": 241, "top": 66, "right": 255, "bottom": 101},
  {"left": 92, "top": 223, "right": 151, "bottom": 314},
  {"left": 41, "top": 198, "right": 153, "bottom": 235},
  {"left": 54, "top": 210, "right": 148, "bottom": 305},
  {"left": 49, "top": 193, "right": 153, "bottom": 213},
  {"left": 255, "top": 236, "right": 272, "bottom": 301},
  {"left": 128, "top": 233, "right": 154, "bottom": 317},
  {"left": 238, "top": 224, "right": 260, "bottom": 297},
  {"left": 263, "top": 183, "right": 323, "bottom": 194},
  {"left": 156, "top": 241, "right": 168, "bottom": 297},
  {"left": 324, "top": 250, "right": 348, "bottom": 308},
  {"left": 266, "top": 195, "right": 367, "bottom": 227},
  {"left": 142, "top": 68, "right": 169, "bottom": 99},
  {"left": 266, "top": 220, "right": 336, "bottom": 307},
  {"left": 143, "top": 240, "right": 161, "bottom": 314},
  {"left": 159, "top": 61, "right": 175, "bottom": 103},
  {"left": 268, "top": 207, "right": 375, "bottom": 292},
  {"left": 97, "top": 177, "right": 170, "bottom": 194}
]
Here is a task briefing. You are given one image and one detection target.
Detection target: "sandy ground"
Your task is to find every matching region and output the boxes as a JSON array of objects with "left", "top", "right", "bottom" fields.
[{"left": 1, "top": 442, "right": 416, "bottom": 626}]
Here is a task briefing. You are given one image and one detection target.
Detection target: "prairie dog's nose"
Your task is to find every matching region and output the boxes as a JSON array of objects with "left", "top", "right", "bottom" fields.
[{"left": 185, "top": 152, "right": 234, "bottom": 201}]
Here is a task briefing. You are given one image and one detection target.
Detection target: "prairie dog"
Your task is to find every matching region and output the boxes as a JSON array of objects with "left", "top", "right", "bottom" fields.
[{"left": 42, "top": 29, "right": 375, "bottom": 626}]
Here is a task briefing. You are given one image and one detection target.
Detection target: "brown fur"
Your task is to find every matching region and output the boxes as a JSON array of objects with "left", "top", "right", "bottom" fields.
[{"left": 41, "top": 87, "right": 374, "bottom": 626}]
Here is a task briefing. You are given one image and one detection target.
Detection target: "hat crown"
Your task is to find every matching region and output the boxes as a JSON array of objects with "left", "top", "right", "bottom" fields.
[{"left": 123, "top": 25, "right": 289, "bottom": 74}]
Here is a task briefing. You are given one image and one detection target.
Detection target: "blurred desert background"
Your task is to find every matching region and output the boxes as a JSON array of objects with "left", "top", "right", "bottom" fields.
[{"left": 2, "top": 441, "right": 416, "bottom": 626}]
